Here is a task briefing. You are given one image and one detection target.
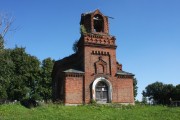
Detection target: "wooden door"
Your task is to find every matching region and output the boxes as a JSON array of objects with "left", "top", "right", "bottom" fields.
[{"left": 95, "top": 81, "right": 108, "bottom": 103}]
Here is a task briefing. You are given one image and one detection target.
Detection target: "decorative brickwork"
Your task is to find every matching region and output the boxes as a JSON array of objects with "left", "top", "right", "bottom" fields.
[{"left": 52, "top": 9, "right": 135, "bottom": 104}]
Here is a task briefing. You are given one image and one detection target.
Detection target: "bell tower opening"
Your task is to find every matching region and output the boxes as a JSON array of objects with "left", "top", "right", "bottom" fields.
[{"left": 93, "top": 14, "right": 104, "bottom": 32}]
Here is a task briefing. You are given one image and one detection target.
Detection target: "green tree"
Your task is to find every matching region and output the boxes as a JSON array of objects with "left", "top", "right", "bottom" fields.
[
  {"left": 72, "top": 40, "right": 79, "bottom": 53},
  {"left": 39, "top": 58, "right": 54, "bottom": 102},
  {"left": 142, "top": 81, "right": 175, "bottom": 105},
  {"left": 133, "top": 78, "right": 138, "bottom": 100},
  {"left": 6, "top": 47, "right": 41, "bottom": 101},
  {"left": 0, "top": 35, "right": 4, "bottom": 49},
  {"left": 141, "top": 96, "right": 147, "bottom": 104},
  {"left": 0, "top": 49, "right": 14, "bottom": 99},
  {"left": 142, "top": 82, "right": 163, "bottom": 104},
  {"left": 172, "top": 84, "right": 180, "bottom": 101},
  {"left": 162, "top": 84, "right": 175, "bottom": 104},
  {"left": 0, "top": 46, "right": 56, "bottom": 102}
]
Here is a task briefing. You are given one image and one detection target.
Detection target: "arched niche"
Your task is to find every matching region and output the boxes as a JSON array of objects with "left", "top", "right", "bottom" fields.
[{"left": 94, "top": 57, "right": 107, "bottom": 74}]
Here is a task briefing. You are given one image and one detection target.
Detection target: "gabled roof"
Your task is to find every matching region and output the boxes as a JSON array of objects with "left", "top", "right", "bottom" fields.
[
  {"left": 116, "top": 70, "right": 134, "bottom": 76},
  {"left": 64, "top": 69, "right": 84, "bottom": 74}
]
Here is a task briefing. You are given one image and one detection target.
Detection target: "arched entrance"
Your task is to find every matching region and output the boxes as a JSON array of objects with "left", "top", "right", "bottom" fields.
[{"left": 92, "top": 77, "right": 112, "bottom": 103}]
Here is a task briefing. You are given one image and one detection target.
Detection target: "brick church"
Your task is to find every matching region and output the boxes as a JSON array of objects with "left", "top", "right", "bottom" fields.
[{"left": 52, "top": 9, "right": 135, "bottom": 104}]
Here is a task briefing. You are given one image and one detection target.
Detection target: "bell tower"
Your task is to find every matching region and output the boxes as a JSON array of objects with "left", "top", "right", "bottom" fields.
[
  {"left": 78, "top": 9, "right": 117, "bottom": 74},
  {"left": 77, "top": 9, "right": 119, "bottom": 103},
  {"left": 80, "top": 9, "right": 109, "bottom": 34}
]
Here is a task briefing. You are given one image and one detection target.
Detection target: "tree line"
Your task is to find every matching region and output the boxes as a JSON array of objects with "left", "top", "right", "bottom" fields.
[
  {"left": 0, "top": 13, "right": 55, "bottom": 103},
  {"left": 0, "top": 44, "right": 54, "bottom": 102},
  {"left": 142, "top": 81, "right": 180, "bottom": 105}
]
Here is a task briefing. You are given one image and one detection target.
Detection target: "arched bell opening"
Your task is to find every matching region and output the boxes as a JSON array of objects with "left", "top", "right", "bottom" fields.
[{"left": 93, "top": 14, "right": 104, "bottom": 32}]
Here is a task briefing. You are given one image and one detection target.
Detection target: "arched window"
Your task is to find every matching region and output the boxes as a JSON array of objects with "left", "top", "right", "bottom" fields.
[{"left": 93, "top": 14, "right": 104, "bottom": 32}]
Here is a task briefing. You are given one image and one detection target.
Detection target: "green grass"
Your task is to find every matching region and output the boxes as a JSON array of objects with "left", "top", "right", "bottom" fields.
[{"left": 0, "top": 103, "right": 180, "bottom": 120}]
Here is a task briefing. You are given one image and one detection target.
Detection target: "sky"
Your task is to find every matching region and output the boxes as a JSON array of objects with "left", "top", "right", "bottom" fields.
[{"left": 1, "top": 0, "right": 180, "bottom": 101}]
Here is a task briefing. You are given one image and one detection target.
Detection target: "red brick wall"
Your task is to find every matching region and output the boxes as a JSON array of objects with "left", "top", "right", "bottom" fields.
[
  {"left": 81, "top": 44, "right": 134, "bottom": 104},
  {"left": 112, "top": 78, "right": 134, "bottom": 103},
  {"left": 83, "top": 45, "right": 115, "bottom": 103},
  {"left": 64, "top": 76, "right": 83, "bottom": 104}
]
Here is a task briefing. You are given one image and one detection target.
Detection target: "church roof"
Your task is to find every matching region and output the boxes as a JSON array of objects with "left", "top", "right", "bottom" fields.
[
  {"left": 64, "top": 69, "right": 84, "bottom": 74},
  {"left": 116, "top": 70, "right": 134, "bottom": 76},
  {"left": 81, "top": 9, "right": 103, "bottom": 16},
  {"left": 82, "top": 11, "right": 94, "bottom": 16}
]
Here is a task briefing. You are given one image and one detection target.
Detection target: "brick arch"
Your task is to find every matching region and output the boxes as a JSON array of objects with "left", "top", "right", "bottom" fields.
[{"left": 92, "top": 77, "right": 112, "bottom": 103}]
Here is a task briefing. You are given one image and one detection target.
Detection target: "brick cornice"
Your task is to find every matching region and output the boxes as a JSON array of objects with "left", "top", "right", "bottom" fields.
[
  {"left": 93, "top": 73, "right": 110, "bottom": 79},
  {"left": 81, "top": 33, "right": 116, "bottom": 49},
  {"left": 65, "top": 73, "right": 84, "bottom": 77},
  {"left": 115, "top": 74, "right": 134, "bottom": 79},
  {"left": 84, "top": 43, "right": 117, "bottom": 49}
]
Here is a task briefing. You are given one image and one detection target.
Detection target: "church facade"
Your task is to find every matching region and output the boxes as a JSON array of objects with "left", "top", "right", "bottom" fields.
[{"left": 52, "top": 10, "right": 135, "bottom": 104}]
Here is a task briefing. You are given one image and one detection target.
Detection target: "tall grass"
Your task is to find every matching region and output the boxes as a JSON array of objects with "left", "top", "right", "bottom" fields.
[{"left": 0, "top": 103, "right": 180, "bottom": 120}]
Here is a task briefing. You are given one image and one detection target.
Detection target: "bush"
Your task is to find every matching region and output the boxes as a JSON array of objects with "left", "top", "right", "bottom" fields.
[
  {"left": 90, "top": 99, "right": 97, "bottom": 104},
  {"left": 20, "top": 98, "right": 37, "bottom": 108}
]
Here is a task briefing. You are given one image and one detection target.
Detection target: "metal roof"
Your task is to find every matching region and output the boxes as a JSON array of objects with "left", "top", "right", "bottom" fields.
[
  {"left": 116, "top": 70, "right": 134, "bottom": 76},
  {"left": 64, "top": 69, "right": 84, "bottom": 74}
]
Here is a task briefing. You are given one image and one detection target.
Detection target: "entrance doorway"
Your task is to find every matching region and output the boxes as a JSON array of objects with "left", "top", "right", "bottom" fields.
[
  {"left": 92, "top": 77, "right": 112, "bottom": 103},
  {"left": 95, "top": 81, "right": 108, "bottom": 103}
]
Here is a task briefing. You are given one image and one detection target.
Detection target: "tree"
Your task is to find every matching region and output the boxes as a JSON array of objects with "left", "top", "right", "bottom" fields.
[
  {"left": 0, "top": 45, "right": 56, "bottom": 102},
  {"left": 133, "top": 78, "right": 138, "bottom": 100},
  {"left": 142, "top": 81, "right": 175, "bottom": 105},
  {"left": 0, "top": 12, "right": 14, "bottom": 49},
  {"left": 0, "top": 49, "right": 14, "bottom": 99},
  {"left": 72, "top": 40, "right": 79, "bottom": 53},
  {"left": 0, "top": 13, "right": 16, "bottom": 99},
  {"left": 141, "top": 96, "right": 147, "bottom": 104},
  {"left": 0, "top": 35, "right": 4, "bottom": 49},
  {"left": 5, "top": 47, "right": 41, "bottom": 101},
  {"left": 172, "top": 84, "right": 180, "bottom": 101},
  {"left": 162, "top": 84, "right": 175, "bottom": 104},
  {"left": 39, "top": 58, "right": 54, "bottom": 102}
]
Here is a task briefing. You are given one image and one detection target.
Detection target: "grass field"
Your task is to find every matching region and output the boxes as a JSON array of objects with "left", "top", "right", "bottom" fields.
[{"left": 0, "top": 103, "right": 180, "bottom": 120}]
